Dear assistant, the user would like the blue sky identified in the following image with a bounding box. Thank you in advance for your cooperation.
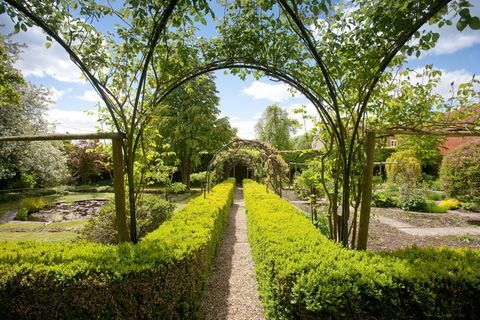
[0,3,479,139]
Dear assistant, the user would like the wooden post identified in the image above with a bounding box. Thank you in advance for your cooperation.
[357,131,375,250]
[112,138,129,242]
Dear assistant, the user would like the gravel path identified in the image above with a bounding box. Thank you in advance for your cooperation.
[200,188,264,320]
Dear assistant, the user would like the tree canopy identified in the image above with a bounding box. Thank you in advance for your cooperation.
[154,74,236,188]
[255,104,299,150]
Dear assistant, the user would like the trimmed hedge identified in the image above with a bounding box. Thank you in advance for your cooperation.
[243,179,480,320]
[278,149,321,164]
[0,179,235,319]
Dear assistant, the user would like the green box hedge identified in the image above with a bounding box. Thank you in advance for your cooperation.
[243,179,480,320]
[0,179,235,319]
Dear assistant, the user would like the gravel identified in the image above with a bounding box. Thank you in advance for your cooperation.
[200,188,265,320]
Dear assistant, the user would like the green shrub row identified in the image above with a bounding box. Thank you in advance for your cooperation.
[243,179,480,320]
[278,149,321,164]
[0,178,235,319]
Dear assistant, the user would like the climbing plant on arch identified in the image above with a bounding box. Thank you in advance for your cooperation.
[206,138,288,196]
[2,0,478,247]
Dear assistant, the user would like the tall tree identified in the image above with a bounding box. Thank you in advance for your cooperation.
[0,34,24,108]
[255,104,299,150]
[155,74,236,188]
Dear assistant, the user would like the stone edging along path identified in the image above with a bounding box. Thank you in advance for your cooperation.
[200,188,265,320]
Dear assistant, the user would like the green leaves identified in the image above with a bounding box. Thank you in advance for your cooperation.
[244,179,480,319]
[0,180,236,318]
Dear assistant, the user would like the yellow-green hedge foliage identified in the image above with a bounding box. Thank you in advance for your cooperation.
[0,179,235,319]
[243,179,480,319]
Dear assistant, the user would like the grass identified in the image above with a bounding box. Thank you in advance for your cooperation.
[0,231,79,242]
[0,192,114,218]
[0,220,87,232]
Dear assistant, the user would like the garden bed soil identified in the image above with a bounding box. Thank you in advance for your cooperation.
[367,217,480,251]
[373,207,480,228]
[283,189,480,251]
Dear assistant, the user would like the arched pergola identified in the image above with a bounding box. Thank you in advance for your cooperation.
[204,138,287,197]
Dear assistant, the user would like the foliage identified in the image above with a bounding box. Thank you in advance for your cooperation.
[440,140,480,204]
[397,135,444,173]
[386,150,422,184]
[0,34,24,108]
[210,140,288,195]
[19,197,47,213]
[189,171,206,186]
[278,149,321,164]
[166,182,187,195]
[154,74,236,188]
[425,200,448,213]
[462,202,480,212]
[399,194,427,212]
[293,160,323,199]
[0,179,235,319]
[243,179,480,319]
[14,208,28,221]
[255,104,299,150]
[83,195,175,244]
[65,140,112,184]
[291,133,313,150]
[0,82,69,188]
[371,191,397,208]
[438,198,461,211]
[426,190,445,201]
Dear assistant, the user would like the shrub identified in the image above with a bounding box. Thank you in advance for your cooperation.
[243,179,480,319]
[462,202,480,212]
[371,191,397,208]
[438,198,461,211]
[293,160,323,199]
[0,179,235,319]
[386,149,422,184]
[190,171,206,186]
[19,197,48,212]
[440,140,480,204]
[425,200,448,213]
[83,195,175,244]
[426,190,445,201]
[14,208,28,221]
[399,193,427,212]
[168,182,187,194]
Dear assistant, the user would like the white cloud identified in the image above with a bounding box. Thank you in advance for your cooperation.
[6,24,85,83]
[242,81,298,102]
[410,67,477,99]
[420,3,480,56]
[229,117,258,139]
[434,68,476,98]
[76,89,101,103]
[48,108,99,134]
[48,87,72,105]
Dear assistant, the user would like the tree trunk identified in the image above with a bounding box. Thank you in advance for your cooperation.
[180,158,191,190]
